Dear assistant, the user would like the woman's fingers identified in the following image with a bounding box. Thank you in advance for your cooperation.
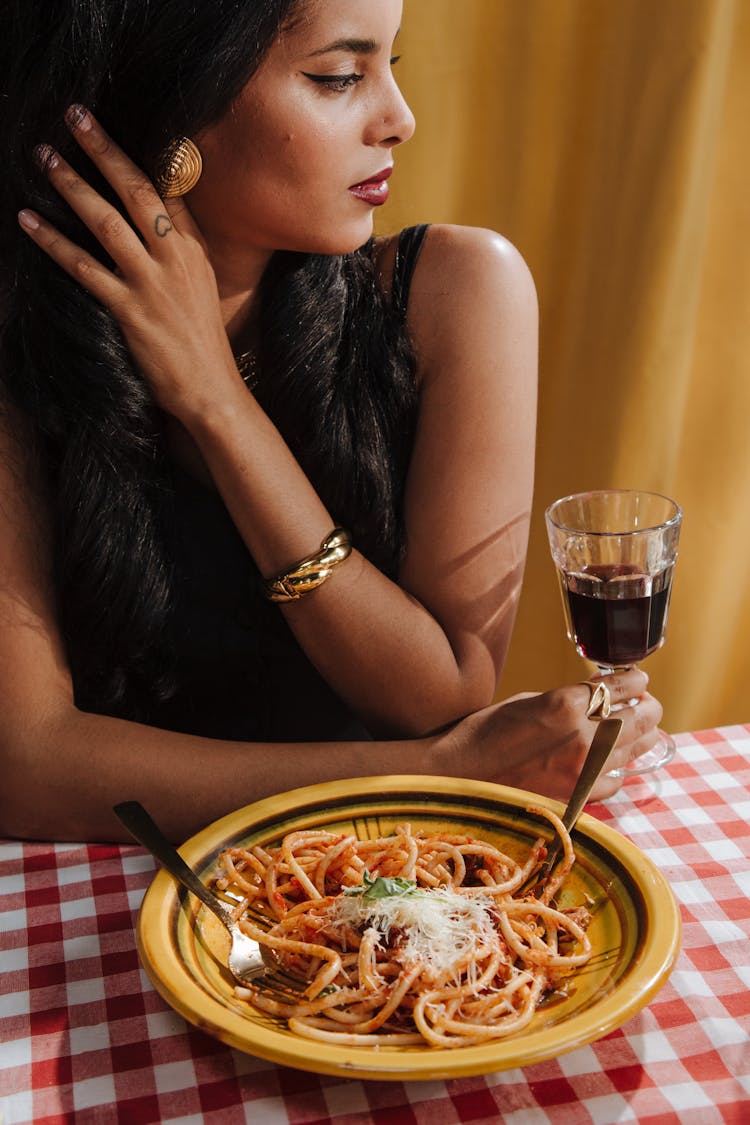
[27,105,206,290]
[585,667,649,708]
[65,106,201,242]
[17,208,127,307]
[619,692,663,764]
[470,678,666,803]
[546,668,649,730]
[599,691,662,776]
[484,675,666,802]
[34,144,148,273]
[588,770,622,802]
[33,106,198,274]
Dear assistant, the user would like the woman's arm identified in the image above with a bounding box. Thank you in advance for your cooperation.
[0,420,400,841]
[189,225,537,736]
[0,410,661,842]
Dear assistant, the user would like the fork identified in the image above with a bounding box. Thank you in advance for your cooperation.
[114,800,303,994]
[522,716,623,894]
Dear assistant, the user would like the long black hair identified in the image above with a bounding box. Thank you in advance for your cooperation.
[0,0,418,719]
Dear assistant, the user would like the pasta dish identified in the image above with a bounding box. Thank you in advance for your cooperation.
[212,808,592,1048]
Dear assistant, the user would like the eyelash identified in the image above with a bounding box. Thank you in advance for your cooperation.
[303,57,401,95]
[304,72,364,93]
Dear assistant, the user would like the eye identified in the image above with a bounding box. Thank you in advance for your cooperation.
[302,72,364,93]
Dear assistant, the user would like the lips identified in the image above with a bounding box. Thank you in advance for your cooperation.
[348,166,393,206]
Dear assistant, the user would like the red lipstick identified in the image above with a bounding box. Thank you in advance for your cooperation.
[348,166,392,206]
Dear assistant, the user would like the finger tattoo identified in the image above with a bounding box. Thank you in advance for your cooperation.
[154,214,173,238]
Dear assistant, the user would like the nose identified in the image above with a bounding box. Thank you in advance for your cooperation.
[371,74,416,148]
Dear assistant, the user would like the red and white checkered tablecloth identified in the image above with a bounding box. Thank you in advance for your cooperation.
[2,726,749,1125]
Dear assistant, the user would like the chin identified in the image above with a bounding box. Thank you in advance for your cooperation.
[336,233,374,253]
[300,216,375,256]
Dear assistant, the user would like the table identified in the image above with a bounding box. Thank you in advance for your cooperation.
[2,726,749,1125]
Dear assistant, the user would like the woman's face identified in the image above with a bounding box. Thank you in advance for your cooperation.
[189,0,414,263]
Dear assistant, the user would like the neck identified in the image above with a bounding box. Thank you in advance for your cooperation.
[222,290,259,348]
[209,236,274,347]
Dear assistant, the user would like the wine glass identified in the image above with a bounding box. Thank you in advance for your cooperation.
[545,489,682,776]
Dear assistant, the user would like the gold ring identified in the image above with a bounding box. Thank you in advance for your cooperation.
[583,680,611,720]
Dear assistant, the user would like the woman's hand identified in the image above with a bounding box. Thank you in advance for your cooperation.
[451,668,662,802]
[18,106,239,421]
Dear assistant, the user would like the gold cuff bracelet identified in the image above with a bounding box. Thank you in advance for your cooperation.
[262,528,352,603]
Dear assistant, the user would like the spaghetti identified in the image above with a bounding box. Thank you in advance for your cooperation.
[212,808,592,1048]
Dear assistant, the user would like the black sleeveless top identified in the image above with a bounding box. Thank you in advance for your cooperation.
[146,226,429,743]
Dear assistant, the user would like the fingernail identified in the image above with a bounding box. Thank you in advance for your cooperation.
[33,143,59,171]
[66,104,92,132]
[18,209,40,231]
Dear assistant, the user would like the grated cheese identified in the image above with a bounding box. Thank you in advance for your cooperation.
[325,887,501,985]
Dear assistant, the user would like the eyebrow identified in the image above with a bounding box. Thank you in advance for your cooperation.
[306,38,379,58]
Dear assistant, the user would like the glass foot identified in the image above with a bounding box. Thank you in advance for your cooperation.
[607,729,676,779]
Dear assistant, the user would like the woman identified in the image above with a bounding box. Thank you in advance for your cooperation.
[0,0,661,841]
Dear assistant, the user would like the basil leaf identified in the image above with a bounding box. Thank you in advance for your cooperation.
[363,875,418,899]
[342,869,419,899]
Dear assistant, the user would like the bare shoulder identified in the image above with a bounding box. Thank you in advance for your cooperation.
[376,223,534,294]
[386,225,537,391]
[418,223,534,289]
[413,224,534,330]
[375,226,536,372]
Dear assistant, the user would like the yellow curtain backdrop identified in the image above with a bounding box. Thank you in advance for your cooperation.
[378,0,750,733]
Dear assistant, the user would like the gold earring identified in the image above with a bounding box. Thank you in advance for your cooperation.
[156,137,202,197]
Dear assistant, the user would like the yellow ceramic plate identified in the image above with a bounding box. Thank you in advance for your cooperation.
[136,775,680,1081]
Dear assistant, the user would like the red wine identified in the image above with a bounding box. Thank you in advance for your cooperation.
[560,563,674,666]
